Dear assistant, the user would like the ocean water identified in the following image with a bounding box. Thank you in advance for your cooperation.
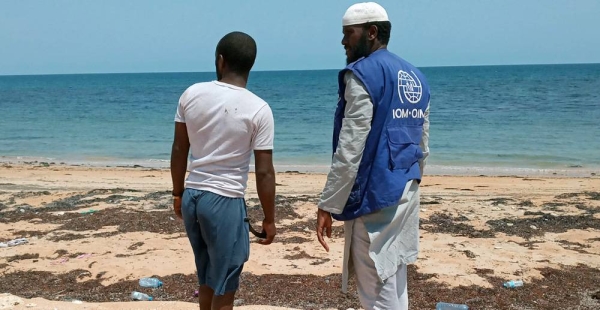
[1,64,599,175]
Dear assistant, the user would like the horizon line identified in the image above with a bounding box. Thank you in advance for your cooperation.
[1,61,599,77]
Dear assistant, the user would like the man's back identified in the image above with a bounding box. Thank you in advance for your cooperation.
[175,81,274,198]
[171,31,276,309]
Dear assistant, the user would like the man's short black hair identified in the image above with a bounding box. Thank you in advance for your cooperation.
[216,31,257,74]
[363,21,391,45]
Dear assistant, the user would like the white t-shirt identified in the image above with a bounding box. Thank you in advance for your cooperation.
[175,81,274,198]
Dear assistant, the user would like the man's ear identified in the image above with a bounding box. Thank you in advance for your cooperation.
[216,54,225,71]
[368,24,378,41]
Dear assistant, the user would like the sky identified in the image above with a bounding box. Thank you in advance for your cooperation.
[1,0,599,75]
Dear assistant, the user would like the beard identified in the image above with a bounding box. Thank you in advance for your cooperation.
[346,33,371,65]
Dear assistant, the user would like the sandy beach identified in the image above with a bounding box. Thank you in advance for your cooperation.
[0,162,599,310]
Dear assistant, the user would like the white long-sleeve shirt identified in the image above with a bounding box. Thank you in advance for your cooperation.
[318,71,430,292]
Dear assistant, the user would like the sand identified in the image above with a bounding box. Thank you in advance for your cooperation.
[0,162,599,309]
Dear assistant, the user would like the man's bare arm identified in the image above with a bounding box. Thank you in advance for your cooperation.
[254,149,276,244]
[170,122,190,197]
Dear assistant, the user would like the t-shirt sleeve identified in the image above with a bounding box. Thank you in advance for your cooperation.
[252,104,274,150]
[174,90,187,123]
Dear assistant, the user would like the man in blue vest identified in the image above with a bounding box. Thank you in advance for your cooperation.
[316,2,430,309]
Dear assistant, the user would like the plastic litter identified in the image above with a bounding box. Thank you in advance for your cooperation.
[76,254,92,259]
[131,291,152,301]
[503,280,524,288]
[2,238,29,247]
[51,258,69,265]
[139,277,163,288]
[436,302,469,310]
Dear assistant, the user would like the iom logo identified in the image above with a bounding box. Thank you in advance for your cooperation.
[398,70,422,104]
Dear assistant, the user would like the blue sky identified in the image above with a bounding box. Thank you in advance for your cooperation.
[1,0,599,75]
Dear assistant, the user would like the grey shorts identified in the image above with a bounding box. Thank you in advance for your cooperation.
[181,189,250,295]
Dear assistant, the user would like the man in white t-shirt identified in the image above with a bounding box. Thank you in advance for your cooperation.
[170,31,276,310]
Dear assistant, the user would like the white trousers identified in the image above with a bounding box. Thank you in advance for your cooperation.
[351,217,409,310]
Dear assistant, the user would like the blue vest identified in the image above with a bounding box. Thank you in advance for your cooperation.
[332,49,430,221]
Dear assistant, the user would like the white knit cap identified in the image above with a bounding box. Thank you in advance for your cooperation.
[342,2,389,26]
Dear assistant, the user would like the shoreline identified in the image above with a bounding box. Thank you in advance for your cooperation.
[1,157,598,178]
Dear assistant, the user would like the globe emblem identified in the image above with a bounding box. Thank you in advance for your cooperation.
[398,70,422,104]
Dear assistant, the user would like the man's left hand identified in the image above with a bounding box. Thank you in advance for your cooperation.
[173,197,182,220]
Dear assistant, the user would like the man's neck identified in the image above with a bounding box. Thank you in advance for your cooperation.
[370,43,387,54]
[219,74,248,88]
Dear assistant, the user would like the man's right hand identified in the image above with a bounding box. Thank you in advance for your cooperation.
[316,209,332,252]
[258,219,276,245]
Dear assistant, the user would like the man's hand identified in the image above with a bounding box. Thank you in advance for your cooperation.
[316,209,333,252]
[258,219,276,245]
[173,197,182,220]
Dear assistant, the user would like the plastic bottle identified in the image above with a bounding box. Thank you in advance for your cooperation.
[436,302,469,310]
[139,277,163,288]
[503,280,524,288]
[131,291,153,301]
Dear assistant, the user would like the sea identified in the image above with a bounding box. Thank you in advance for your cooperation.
[1,64,599,176]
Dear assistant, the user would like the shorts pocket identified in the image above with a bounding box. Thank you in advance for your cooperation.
[387,126,424,170]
